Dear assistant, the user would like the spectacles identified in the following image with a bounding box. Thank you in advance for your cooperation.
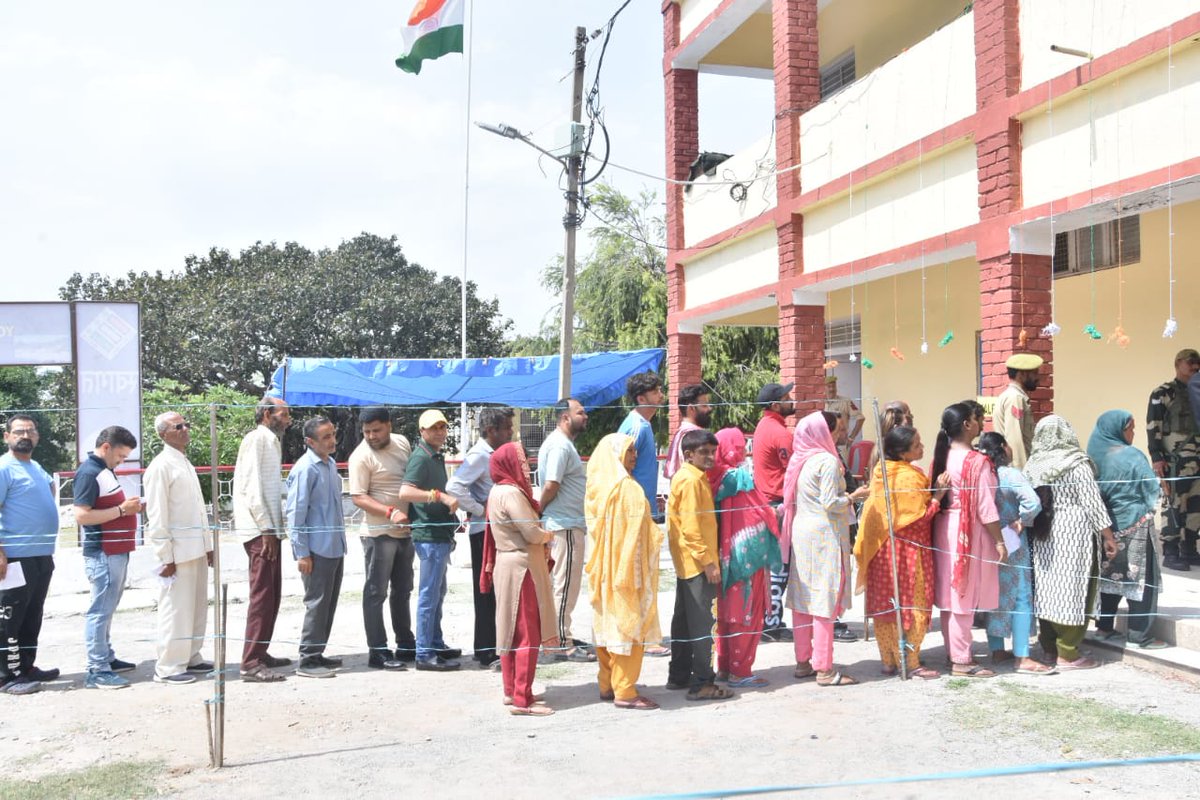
[172,422,192,431]
[8,429,36,436]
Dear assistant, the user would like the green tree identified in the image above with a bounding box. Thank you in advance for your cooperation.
[60,233,513,395]
[0,366,73,473]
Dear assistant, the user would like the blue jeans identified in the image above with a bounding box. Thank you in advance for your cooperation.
[84,552,129,673]
[413,541,452,661]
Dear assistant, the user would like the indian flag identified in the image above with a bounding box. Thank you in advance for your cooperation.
[395,0,465,74]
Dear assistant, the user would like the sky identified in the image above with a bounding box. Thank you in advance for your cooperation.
[0,1,774,339]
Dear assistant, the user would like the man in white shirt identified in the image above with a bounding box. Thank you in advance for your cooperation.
[445,406,514,668]
[144,411,213,685]
[233,397,292,682]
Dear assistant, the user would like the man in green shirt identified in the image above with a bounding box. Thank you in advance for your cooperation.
[399,410,462,671]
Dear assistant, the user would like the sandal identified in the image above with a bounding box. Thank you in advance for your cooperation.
[951,663,996,678]
[726,675,769,688]
[502,692,545,706]
[1092,629,1122,643]
[613,695,659,710]
[1056,656,1100,671]
[1015,660,1058,675]
[240,665,286,683]
[794,661,816,680]
[815,670,859,686]
[565,647,597,663]
[1134,639,1170,650]
[644,645,671,658]
[686,684,736,702]
[910,666,940,680]
[509,703,555,717]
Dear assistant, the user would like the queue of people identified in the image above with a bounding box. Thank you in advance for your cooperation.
[0,350,1188,709]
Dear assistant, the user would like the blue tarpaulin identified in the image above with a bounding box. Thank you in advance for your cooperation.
[267,348,664,409]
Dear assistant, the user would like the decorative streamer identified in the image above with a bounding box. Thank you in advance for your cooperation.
[1164,24,1179,338]
[1041,63,1061,338]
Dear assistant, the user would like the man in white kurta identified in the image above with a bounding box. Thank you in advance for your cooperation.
[144,411,213,684]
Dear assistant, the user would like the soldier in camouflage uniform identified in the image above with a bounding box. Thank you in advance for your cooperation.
[1147,348,1200,571]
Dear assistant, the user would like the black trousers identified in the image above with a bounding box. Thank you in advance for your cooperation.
[470,532,497,663]
[1098,551,1160,645]
[667,574,717,690]
[362,536,415,656]
[0,555,54,683]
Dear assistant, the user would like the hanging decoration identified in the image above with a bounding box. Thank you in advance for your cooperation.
[1164,25,1179,338]
[939,330,955,348]
[1042,70,1061,339]
[861,357,875,369]
[890,276,904,362]
[1083,323,1103,340]
[823,359,839,370]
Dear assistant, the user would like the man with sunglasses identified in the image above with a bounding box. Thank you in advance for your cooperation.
[144,412,213,685]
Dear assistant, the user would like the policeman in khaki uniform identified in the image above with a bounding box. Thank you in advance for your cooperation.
[1147,348,1200,571]
[992,353,1043,470]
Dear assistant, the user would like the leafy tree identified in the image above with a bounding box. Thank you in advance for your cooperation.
[60,233,512,395]
[0,367,74,473]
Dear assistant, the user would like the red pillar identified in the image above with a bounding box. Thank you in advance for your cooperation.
[664,0,703,437]
[973,0,1054,415]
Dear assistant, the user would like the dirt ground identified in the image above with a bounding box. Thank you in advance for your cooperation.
[4,537,1200,799]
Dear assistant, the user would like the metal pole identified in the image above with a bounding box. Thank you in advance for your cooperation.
[459,0,475,451]
[871,398,910,681]
[208,403,225,766]
[557,26,587,399]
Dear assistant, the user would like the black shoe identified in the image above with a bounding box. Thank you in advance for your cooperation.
[436,647,462,660]
[415,657,461,672]
[110,659,136,673]
[368,654,407,671]
[186,661,214,673]
[475,655,499,668]
[834,627,858,643]
[262,654,293,668]
[1186,548,1200,566]
[395,647,417,663]
[316,655,343,669]
[27,667,60,682]
[1164,552,1191,571]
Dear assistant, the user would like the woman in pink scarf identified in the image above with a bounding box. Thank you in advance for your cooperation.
[706,428,782,687]
[782,411,869,686]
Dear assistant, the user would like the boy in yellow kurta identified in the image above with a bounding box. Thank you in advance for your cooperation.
[666,429,735,701]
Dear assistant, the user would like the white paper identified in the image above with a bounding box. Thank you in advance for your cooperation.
[0,561,26,591]
[1001,525,1021,556]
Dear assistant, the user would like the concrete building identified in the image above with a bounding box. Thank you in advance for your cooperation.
[663,0,1200,447]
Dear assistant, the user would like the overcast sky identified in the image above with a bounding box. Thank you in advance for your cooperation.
[1,1,773,339]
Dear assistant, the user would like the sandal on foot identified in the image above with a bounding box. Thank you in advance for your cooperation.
[951,663,996,678]
[509,703,555,717]
[816,670,859,686]
[1056,656,1100,671]
[911,666,941,680]
[1092,629,1122,643]
[1015,660,1057,675]
[503,692,545,706]
[1135,639,1170,650]
[644,645,670,657]
[613,695,659,710]
[565,647,597,663]
[726,675,769,688]
[240,665,286,683]
[794,661,816,680]
[686,684,736,701]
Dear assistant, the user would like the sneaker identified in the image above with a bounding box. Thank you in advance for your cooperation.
[110,659,136,673]
[85,671,130,690]
[296,659,336,679]
[186,661,214,673]
[2,679,41,695]
[27,667,60,682]
[154,673,197,685]
[315,655,343,670]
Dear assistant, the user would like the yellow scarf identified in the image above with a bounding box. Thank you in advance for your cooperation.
[854,460,931,593]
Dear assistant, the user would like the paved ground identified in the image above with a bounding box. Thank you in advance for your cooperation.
[5,535,1200,799]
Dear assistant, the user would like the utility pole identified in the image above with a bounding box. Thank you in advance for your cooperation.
[558,26,587,399]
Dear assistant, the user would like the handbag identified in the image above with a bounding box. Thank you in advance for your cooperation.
[1029,484,1054,540]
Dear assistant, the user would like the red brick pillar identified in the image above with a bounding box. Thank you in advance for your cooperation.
[973,0,1054,415]
[664,1,702,437]
[779,303,825,416]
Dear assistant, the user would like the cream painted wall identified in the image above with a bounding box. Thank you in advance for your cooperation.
[802,143,978,274]
[1020,0,1197,90]
[1022,42,1200,209]
[679,0,724,43]
[684,132,777,246]
[703,12,773,70]
[682,226,778,308]
[817,0,966,74]
[825,258,982,452]
[801,11,975,188]
[1051,203,1199,455]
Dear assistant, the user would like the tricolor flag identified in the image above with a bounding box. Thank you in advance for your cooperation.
[395,0,465,74]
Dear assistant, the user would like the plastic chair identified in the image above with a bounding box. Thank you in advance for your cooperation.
[847,440,874,481]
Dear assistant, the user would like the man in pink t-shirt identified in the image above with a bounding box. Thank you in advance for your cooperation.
[663,384,713,480]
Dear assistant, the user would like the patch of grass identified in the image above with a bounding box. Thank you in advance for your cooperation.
[536,663,576,680]
[0,759,163,800]
[658,567,677,592]
[944,677,972,691]
[952,683,1200,758]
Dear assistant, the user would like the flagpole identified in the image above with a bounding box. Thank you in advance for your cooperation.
[459,0,474,452]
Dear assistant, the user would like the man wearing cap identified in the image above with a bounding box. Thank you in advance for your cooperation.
[752,382,795,642]
[1147,348,1200,570]
[823,376,864,459]
[993,353,1043,469]
[398,410,462,671]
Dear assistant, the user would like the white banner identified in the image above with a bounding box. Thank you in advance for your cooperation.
[0,303,72,365]
[75,303,142,463]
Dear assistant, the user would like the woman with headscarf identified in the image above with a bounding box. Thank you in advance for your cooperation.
[783,411,869,686]
[1087,411,1167,650]
[1025,415,1119,670]
[707,427,783,687]
[856,425,948,679]
[483,442,558,716]
[584,433,663,710]
[930,402,1007,678]
[975,432,1051,675]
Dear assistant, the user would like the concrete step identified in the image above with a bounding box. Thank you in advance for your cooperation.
[1104,566,1200,684]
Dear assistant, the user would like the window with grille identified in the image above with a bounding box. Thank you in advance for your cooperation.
[825,317,861,356]
[819,50,856,99]
[1053,215,1140,277]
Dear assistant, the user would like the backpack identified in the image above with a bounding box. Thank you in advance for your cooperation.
[1029,485,1054,540]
